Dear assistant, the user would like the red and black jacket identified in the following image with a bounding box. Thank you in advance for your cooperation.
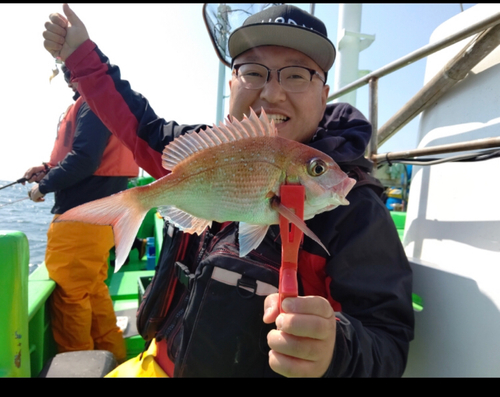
[66,40,414,377]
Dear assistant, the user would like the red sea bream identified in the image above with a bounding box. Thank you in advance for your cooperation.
[56,109,355,271]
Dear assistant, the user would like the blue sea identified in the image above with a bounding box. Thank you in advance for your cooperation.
[0,180,55,272]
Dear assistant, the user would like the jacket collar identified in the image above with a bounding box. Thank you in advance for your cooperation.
[308,103,373,172]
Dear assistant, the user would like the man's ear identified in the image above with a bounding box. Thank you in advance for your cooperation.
[322,84,330,111]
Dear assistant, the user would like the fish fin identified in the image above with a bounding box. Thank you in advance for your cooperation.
[238,222,270,257]
[161,108,276,171]
[55,189,149,272]
[244,108,277,137]
[158,205,212,235]
[271,200,330,256]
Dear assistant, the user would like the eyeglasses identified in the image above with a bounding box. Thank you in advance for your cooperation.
[233,63,326,93]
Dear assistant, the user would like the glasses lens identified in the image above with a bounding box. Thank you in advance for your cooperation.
[280,67,312,92]
[235,64,319,92]
[237,64,268,90]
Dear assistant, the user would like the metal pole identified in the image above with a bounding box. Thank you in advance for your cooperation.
[327,11,500,102]
[367,77,378,162]
[216,61,226,124]
[334,4,363,106]
[215,4,230,124]
[377,23,500,146]
[371,136,500,163]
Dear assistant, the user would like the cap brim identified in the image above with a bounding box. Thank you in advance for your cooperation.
[228,23,336,72]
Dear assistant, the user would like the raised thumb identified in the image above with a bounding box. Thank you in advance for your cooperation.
[63,3,84,28]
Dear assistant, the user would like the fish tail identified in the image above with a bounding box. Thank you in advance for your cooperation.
[55,188,150,272]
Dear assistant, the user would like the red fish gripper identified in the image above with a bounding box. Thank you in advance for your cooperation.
[278,184,305,313]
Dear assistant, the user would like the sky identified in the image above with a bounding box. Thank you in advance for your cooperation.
[0,3,478,183]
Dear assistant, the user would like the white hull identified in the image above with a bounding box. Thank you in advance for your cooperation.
[403,4,500,376]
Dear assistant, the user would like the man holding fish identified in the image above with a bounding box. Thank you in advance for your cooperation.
[42,4,414,377]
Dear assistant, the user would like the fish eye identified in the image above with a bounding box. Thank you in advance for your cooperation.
[307,158,327,177]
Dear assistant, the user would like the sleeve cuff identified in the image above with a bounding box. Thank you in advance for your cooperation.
[37,182,49,195]
[64,39,97,77]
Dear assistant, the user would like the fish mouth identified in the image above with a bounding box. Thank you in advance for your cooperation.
[341,177,356,194]
[324,204,340,211]
[330,177,356,205]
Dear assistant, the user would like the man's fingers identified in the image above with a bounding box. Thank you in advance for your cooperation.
[276,312,334,340]
[281,296,334,319]
[48,12,68,29]
[44,13,67,58]
[268,343,329,378]
[43,5,89,61]
[63,3,84,27]
[43,30,65,47]
[43,40,62,59]
[44,20,67,41]
[268,329,326,361]
[263,293,280,324]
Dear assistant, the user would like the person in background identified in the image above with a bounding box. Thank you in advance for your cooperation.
[24,64,139,362]
[42,4,414,377]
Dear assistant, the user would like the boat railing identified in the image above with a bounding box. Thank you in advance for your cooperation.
[327,10,500,165]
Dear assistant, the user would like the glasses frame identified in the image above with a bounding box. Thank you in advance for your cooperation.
[232,63,326,92]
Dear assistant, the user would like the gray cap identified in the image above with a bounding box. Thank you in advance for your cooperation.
[228,5,336,73]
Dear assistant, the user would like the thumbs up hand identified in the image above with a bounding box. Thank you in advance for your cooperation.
[43,3,89,61]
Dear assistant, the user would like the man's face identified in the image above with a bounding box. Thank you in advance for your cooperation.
[68,81,79,93]
[229,46,329,143]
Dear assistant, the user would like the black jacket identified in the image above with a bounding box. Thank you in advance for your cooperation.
[66,39,414,377]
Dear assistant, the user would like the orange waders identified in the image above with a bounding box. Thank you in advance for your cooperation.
[45,215,126,361]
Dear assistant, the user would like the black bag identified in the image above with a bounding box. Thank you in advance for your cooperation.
[136,223,203,342]
[137,221,282,377]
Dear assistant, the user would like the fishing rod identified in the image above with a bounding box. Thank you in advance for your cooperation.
[0,177,29,191]
[0,169,48,191]
[0,197,30,208]
[0,170,48,208]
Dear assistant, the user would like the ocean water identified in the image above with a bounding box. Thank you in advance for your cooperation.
[0,180,55,270]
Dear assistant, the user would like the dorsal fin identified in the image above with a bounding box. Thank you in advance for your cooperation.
[162,108,276,171]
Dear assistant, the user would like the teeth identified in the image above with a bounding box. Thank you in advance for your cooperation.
[267,114,288,124]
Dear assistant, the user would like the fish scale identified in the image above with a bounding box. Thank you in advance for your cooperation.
[160,157,284,224]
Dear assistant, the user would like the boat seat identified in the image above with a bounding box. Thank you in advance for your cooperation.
[38,350,117,378]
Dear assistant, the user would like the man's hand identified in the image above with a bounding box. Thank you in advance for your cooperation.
[43,3,89,61]
[28,185,45,203]
[263,293,336,377]
[22,165,46,184]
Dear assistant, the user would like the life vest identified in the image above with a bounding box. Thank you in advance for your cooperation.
[48,96,138,177]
